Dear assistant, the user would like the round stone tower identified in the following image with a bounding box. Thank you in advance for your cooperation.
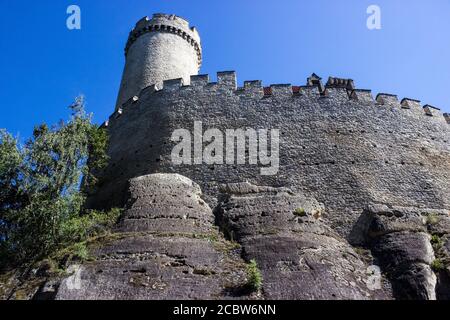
[115,13,202,111]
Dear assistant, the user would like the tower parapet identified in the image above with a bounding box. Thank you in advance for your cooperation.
[115,13,202,111]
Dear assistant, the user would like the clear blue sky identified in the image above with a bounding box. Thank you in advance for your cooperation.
[1,0,450,139]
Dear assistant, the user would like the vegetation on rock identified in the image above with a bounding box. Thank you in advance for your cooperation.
[246,259,263,292]
[293,208,307,217]
[431,259,445,272]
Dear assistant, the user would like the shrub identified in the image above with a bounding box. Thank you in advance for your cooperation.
[59,208,121,244]
[70,242,90,261]
[431,259,445,272]
[293,208,307,217]
[246,259,263,292]
[431,234,443,249]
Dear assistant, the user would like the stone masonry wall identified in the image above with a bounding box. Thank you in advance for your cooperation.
[89,72,450,240]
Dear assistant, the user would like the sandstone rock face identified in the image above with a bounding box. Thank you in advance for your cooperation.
[5,174,449,300]
[215,182,392,300]
[371,232,436,300]
[118,174,213,234]
[352,204,450,300]
[56,174,251,300]
[54,175,397,300]
[57,175,398,300]
[427,212,450,299]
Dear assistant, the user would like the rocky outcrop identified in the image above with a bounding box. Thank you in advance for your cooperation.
[427,211,450,299]
[57,175,397,300]
[351,204,450,300]
[56,174,252,300]
[3,174,448,300]
[215,182,392,300]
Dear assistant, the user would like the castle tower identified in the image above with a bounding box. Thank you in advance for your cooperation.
[115,13,202,110]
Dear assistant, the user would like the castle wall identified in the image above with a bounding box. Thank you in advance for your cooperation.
[91,72,450,239]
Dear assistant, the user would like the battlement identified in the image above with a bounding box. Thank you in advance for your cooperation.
[125,13,202,67]
[401,98,421,109]
[326,77,355,90]
[150,13,190,28]
[349,89,374,104]
[376,93,399,105]
[217,71,237,89]
[108,72,449,126]
[423,104,442,117]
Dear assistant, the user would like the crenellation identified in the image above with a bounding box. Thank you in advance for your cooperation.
[110,71,447,128]
[217,71,237,89]
[190,74,209,86]
[349,89,374,104]
[326,77,355,91]
[423,104,442,117]
[401,98,421,109]
[244,80,262,88]
[150,13,191,32]
[238,80,263,97]
[444,113,450,124]
[134,16,150,30]
[376,93,399,106]
[270,84,293,97]
[125,22,202,60]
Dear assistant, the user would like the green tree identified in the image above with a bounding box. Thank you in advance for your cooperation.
[0,96,110,267]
